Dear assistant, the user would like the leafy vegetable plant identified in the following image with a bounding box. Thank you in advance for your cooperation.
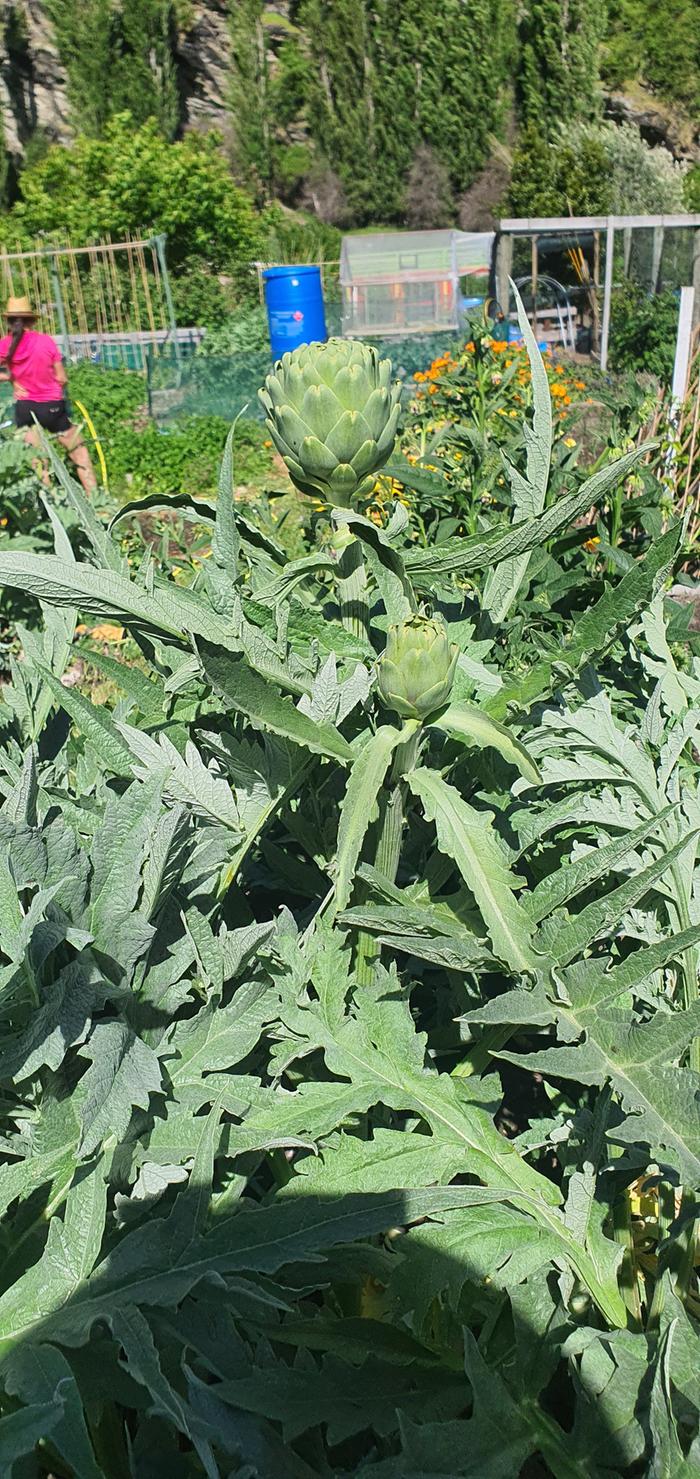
[0,289,697,1477]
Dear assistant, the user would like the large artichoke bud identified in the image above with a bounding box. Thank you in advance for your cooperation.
[377,612,459,721]
[258,338,401,505]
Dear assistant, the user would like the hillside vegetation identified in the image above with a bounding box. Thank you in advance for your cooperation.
[1,0,698,234]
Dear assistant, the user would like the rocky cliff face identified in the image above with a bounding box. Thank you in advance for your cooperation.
[1,2,697,183]
[0,1,72,159]
[0,0,239,167]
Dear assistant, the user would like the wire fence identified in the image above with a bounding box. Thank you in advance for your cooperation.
[145,321,464,426]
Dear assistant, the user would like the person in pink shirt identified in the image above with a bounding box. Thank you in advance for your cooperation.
[0,296,96,494]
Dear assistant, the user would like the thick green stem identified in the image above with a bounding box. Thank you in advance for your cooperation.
[355,723,422,986]
[337,534,369,642]
[611,1183,643,1329]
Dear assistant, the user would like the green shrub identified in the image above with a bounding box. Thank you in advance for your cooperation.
[609,281,679,381]
[6,114,261,272]
[68,362,146,426]
[509,120,686,218]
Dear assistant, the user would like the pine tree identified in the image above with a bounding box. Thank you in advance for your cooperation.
[229,0,274,202]
[47,0,181,139]
[518,0,606,129]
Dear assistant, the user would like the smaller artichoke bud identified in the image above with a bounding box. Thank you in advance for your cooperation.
[377,611,459,721]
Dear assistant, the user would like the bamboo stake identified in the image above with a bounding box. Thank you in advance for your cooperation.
[137,238,158,336]
[126,234,143,337]
[107,234,126,336]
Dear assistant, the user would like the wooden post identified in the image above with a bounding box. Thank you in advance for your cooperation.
[651,225,664,292]
[693,230,700,330]
[592,230,601,354]
[600,218,615,372]
[667,286,696,496]
[495,232,513,319]
[623,227,632,275]
[671,286,695,404]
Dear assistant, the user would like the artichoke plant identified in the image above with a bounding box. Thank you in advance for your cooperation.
[259,338,401,505]
[377,612,459,721]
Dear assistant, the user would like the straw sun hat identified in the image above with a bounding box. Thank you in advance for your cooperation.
[4,296,36,319]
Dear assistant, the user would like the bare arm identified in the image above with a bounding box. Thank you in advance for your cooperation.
[55,361,68,388]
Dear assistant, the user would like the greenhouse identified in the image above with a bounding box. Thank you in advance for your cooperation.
[340,229,494,337]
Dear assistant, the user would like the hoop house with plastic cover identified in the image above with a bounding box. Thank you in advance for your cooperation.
[340,229,494,338]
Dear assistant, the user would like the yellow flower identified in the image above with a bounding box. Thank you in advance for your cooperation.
[0,516,7,527]
[508,408,517,417]
[563,436,576,447]
[583,536,600,552]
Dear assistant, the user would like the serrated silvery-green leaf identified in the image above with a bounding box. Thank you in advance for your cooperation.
[482,282,552,622]
[488,523,682,721]
[36,662,134,776]
[647,1323,695,1479]
[254,550,336,605]
[108,490,216,531]
[40,428,123,575]
[3,1343,102,1479]
[430,700,541,783]
[212,416,242,581]
[114,1162,190,1228]
[71,643,166,720]
[474,976,700,1182]
[524,806,675,926]
[0,1186,547,1362]
[111,1306,197,1442]
[78,1021,163,1158]
[1,960,98,1082]
[336,661,372,722]
[334,723,408,911]
[199,643,354,765]
[141,805,191,919]
[88,778,163,944]
[297,652,340,724]
[0,551,235,644]
[407,767,539,972]
[116,724,240,831]
[389,1202,564,1319]
[404,443,655,581]
[0,1396,65,1470]
[205,1354,467,1448]
[164,983,276,1097]
[274,966,624,1320]
[536,828,698,966]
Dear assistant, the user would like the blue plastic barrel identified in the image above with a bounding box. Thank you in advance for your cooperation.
[263,265,327,360]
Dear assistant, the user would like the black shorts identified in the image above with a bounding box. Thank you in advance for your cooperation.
[15,399,72,434]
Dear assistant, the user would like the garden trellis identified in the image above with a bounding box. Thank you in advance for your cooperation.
[340,229,494,337]
[0,233,179,368]
[495,213,700,369]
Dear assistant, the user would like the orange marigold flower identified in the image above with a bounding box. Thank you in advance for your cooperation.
[574,380,586,390]
[550,383,567,397]
[583,536,600,552]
